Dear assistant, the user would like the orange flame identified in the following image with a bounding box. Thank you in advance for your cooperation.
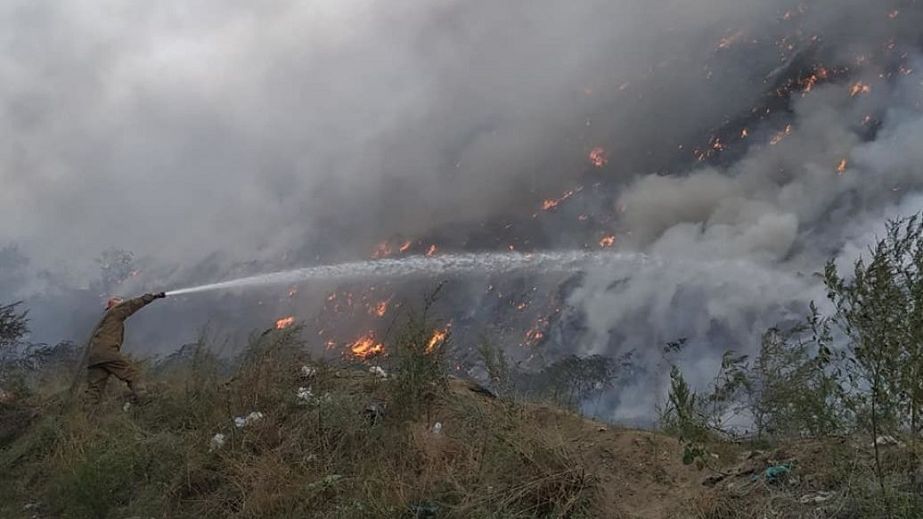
[426,329,448,353]
[399,240,413,253]
[426,244,439,257]
[525,328,544,346]
[275,316,295,330]
[588,147,608,167]
[769,124,793,145]
[542,198,561,211]
[372,300,389,317]
[849,81,871,97]
[350,333,385,359]
[524,317,550,347]
[541,189,577,212]
[599,234,616,248]
[371,241,393,259]
[836,158,848,174]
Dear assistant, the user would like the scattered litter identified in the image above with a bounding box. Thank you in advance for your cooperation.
[301,365,317,378]
[765,464,792,483]
[799,491,835,504]
[210,433,226,451]
[0,388,14,404]
[234,411,264,428]
[873,435,904,448]
[369,366,387,378]
[122,402,132,412]
[431,422,443,434]
[597,425,608,432]
[297,386,314,402]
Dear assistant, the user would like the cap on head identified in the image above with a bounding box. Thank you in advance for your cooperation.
[106,297,124,310]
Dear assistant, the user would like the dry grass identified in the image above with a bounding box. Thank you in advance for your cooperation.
[0,326,613,518]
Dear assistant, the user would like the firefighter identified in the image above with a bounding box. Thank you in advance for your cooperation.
[85,292,165,405]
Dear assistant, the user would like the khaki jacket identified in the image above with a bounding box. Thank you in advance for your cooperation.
[87,294,156,366]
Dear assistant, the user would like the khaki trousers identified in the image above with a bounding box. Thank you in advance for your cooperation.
[86,355,145,404]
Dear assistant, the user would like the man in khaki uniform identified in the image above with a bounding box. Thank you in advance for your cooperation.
[85,292,165,404]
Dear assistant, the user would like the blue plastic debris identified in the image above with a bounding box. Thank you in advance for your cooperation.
[765,464,792,483]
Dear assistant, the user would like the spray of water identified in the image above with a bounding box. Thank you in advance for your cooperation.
[165,250,647,296]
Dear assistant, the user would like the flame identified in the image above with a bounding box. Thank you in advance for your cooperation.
[541,189,577,212]
[372,300,389,317]
[542,198,561,211]
[275,316,295,330]
[599,234,616,248]
[525,327,544,346]
[740,128,749,139]
[836,158,848,174]
[426,244,439,256]
[588,147,608,167]
[769,124,793,145]
[350,333,385,359]
[849,81,871,97]
[371,241,393,259]
[426,329,448,353]
[399,240,413,253]
[799,67,828,94]
[888,9,899,19]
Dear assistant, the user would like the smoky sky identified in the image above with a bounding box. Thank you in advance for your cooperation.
[3,1,923,422]
[2,0,810,276]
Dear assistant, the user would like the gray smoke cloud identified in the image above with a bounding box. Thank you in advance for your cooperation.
[0,0,802,275]
[3,1,923,422]
[576,56,923,424]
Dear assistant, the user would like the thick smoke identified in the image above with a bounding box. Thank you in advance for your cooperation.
[0,0,812,273]
[574,44,923,423]
[3,1,923,422]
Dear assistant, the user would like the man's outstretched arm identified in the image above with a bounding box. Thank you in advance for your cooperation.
[112,292,166,320]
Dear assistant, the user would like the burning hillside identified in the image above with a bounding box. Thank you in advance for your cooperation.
[237,1,923,379]
[4,0,923,426]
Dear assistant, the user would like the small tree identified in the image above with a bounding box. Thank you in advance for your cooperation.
[0,301,28,349]
[748,320,841,439]
[389,289,450,421]
[824,226,907,494]
[478,340,513,398]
